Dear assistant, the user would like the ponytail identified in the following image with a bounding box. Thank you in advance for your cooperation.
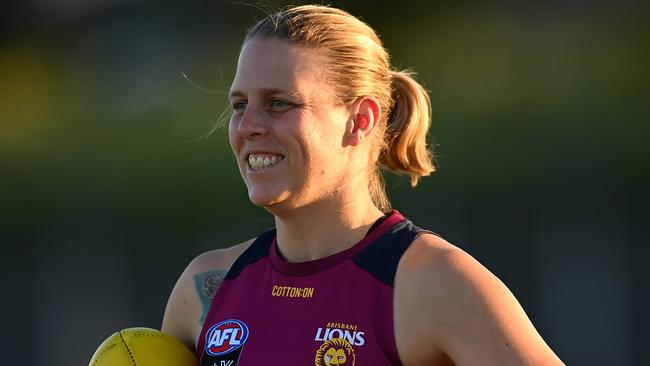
[381,70,435,186]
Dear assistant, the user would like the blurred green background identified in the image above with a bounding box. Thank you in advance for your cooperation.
[1,0,648,365]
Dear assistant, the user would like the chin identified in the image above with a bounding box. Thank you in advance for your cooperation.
[247,190,304,216]
[247,188,285,208]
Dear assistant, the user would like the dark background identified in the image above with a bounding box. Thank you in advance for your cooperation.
[1,1,648,365]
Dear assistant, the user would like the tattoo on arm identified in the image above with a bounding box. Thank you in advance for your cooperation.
[193,270,226,325]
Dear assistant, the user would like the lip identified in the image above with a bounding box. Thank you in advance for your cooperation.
[243,150,286,172]
[244,150,284,157]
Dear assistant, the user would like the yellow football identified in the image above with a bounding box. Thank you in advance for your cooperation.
[89,327,198,366]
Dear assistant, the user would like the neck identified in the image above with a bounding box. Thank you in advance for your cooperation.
[270,193,384,263]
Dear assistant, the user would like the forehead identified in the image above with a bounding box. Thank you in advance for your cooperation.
[230,39,331,97]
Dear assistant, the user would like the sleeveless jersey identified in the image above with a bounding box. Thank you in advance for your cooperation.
[197,210,426,366]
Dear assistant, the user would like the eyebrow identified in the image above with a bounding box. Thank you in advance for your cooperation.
[229,88,302,99]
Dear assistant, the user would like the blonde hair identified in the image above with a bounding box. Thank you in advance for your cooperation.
[245,5,435,211]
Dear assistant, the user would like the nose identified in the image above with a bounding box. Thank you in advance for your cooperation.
[237,105,267,139]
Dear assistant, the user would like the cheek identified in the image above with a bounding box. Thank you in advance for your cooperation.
[228,118,241,152]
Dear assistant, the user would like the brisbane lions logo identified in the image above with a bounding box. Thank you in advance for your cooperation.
[314,338,356,366]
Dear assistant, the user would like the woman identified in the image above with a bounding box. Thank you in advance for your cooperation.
[162,5,564,366]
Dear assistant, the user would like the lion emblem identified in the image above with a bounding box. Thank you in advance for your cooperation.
[315,338,356,366]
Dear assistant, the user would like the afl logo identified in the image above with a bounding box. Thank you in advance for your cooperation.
[205,319,249,356]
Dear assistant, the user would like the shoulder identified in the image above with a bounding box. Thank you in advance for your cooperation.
[180,239,255,293]
[161,239,255,350]
[394,233,564,366]
[188,240,255,273]
[396,233,494,301]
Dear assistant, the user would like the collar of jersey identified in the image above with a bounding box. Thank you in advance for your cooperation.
[268,209,405,276]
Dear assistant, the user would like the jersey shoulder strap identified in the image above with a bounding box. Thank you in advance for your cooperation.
[352,219,435,287]
[224,228,276,280]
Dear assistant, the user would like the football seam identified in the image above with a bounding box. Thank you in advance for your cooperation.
[126,332,184,345]
[90,340,115,366]
[119,331,138,366]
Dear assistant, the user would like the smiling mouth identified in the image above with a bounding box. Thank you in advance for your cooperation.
[247,153,285,170]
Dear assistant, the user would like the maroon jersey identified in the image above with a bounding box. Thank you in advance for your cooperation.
[197,210,427,366]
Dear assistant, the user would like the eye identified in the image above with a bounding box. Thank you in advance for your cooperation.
[231,100,247,113]
[268,98,293,111]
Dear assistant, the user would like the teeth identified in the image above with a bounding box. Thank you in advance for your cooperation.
[248,154,284,170]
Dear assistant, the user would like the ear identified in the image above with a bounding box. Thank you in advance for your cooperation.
[344,96,381,146]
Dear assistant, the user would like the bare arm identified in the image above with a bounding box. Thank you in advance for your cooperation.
[193,270,227,325]
[395,234,564,366]
[161,240,253,350]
